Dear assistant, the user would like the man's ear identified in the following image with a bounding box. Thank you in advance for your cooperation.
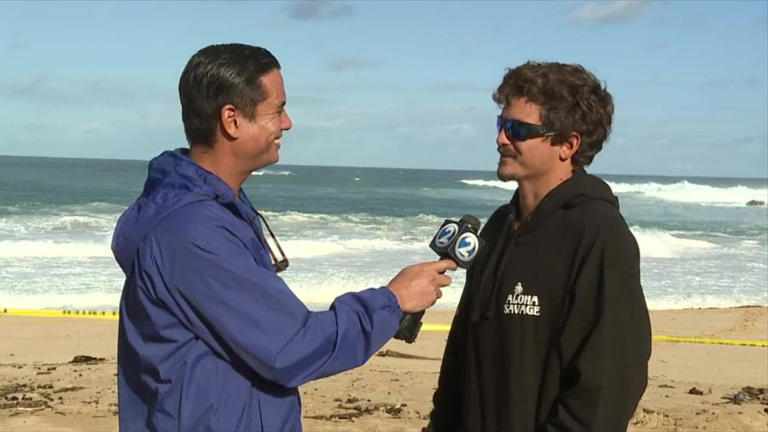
[219,104,240,140]
[559,132,581,162]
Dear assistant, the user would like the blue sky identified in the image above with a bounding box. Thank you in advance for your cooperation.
[1,1,766,177]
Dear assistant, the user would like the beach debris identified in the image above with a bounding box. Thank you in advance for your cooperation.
[722,386,768,405]
[376,349,441,361]
[53,386,86,394]
[69,355,105,364]
[384,403,406,417]
[0,384,53,411]
[0,384,29,399]
[304,401,411,421]
[658,384,675,389]
[1,399,49,410]
[688,387,704,395]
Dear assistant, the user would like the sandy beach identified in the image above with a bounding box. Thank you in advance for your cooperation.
[1,307,766,431]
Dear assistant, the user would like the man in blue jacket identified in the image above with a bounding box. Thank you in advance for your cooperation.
[112,43,456,431]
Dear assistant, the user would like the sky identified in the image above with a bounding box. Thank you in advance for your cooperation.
[0,1,766,178]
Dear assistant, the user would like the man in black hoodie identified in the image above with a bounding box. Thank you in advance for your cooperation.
[428,62,651,431]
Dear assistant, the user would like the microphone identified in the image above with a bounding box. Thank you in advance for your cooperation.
[393,215,484,343]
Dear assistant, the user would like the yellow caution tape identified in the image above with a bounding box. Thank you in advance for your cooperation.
[2,309,766,348]
[419,322,767,347]
[651,335,767,348]
[1,308,118,320]
[422,323,451,332]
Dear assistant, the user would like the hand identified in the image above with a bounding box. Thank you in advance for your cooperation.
[387,259,457,313]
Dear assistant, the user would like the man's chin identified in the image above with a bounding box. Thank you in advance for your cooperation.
[497,168,516,182]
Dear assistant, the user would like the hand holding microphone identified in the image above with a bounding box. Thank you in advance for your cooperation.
[387,259,457,312]
[391,215,484,343]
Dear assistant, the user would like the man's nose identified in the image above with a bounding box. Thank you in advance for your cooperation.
[281,110,292,131]
[496,128,510,147]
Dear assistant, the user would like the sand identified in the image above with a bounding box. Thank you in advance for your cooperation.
[1,307,766,431]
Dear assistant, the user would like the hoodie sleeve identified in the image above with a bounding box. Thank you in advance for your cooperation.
[139,210,402,389]
[539,220,651,431]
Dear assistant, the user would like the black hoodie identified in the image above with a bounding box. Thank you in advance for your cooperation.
[430,170,651,431]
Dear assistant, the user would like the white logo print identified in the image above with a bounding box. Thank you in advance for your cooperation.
[453,232,479,262]
[435,223,459,248]
[503,282,541,316]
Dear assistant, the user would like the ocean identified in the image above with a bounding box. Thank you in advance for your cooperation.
[1,155,766,311]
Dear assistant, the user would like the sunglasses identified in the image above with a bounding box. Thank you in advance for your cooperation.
[250,211,289,273]
[496,116,555,142]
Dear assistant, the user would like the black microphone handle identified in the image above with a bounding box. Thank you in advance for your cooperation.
[394,252,452,344]
[394,310,425,344]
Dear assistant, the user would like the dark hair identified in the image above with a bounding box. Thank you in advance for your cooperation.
[179,43,281,147]
[492,61,613,167]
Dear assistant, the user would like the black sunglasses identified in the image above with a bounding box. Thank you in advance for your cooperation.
[250,211,289,273]
[496,116,555,142]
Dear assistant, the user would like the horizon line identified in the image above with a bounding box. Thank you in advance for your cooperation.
[1,153,766,181]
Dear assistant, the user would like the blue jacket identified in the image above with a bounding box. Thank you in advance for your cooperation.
[112,149,402,431]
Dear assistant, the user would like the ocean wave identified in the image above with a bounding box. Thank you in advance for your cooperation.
[630,227,716,258]
[0,201,126,217]
[645,294,768,310]
[0,214,117,237]
[283,270,467,309]
[0,240,112,258]
[0,292,120,310]
[251,169,293,176]
[460,179,517,191]
[263,210,446,226]
[608,181,768,207]
[460,178,767,207]
[281,238,424,259]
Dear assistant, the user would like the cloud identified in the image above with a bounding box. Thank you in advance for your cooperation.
[699,77,765,90]
[7,31,26,51]
[327,57,378,71]
[423,83,491,93]
[3,74,48,96]
[460,38,478,54]
[281,1,355,21]
[0,75,174,107]
[636,40,667,53]
[569,0,648,23]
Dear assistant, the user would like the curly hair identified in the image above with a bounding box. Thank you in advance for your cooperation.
[492,61,614,167]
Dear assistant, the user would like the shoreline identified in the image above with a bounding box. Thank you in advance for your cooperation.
[1,307,766,431]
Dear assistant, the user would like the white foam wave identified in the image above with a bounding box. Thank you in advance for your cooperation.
[251,169,293,176]
[461,178,767,207]
[0,240,112,257]
[284,270,467,309]
[460,179,518,191]
[646,294,768,310]
[264,210,445,226]
[281,238,424,259]
[630,227,716,258]
[608,181,768,207]
[0,214,118,237]
[0,292,120,310]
